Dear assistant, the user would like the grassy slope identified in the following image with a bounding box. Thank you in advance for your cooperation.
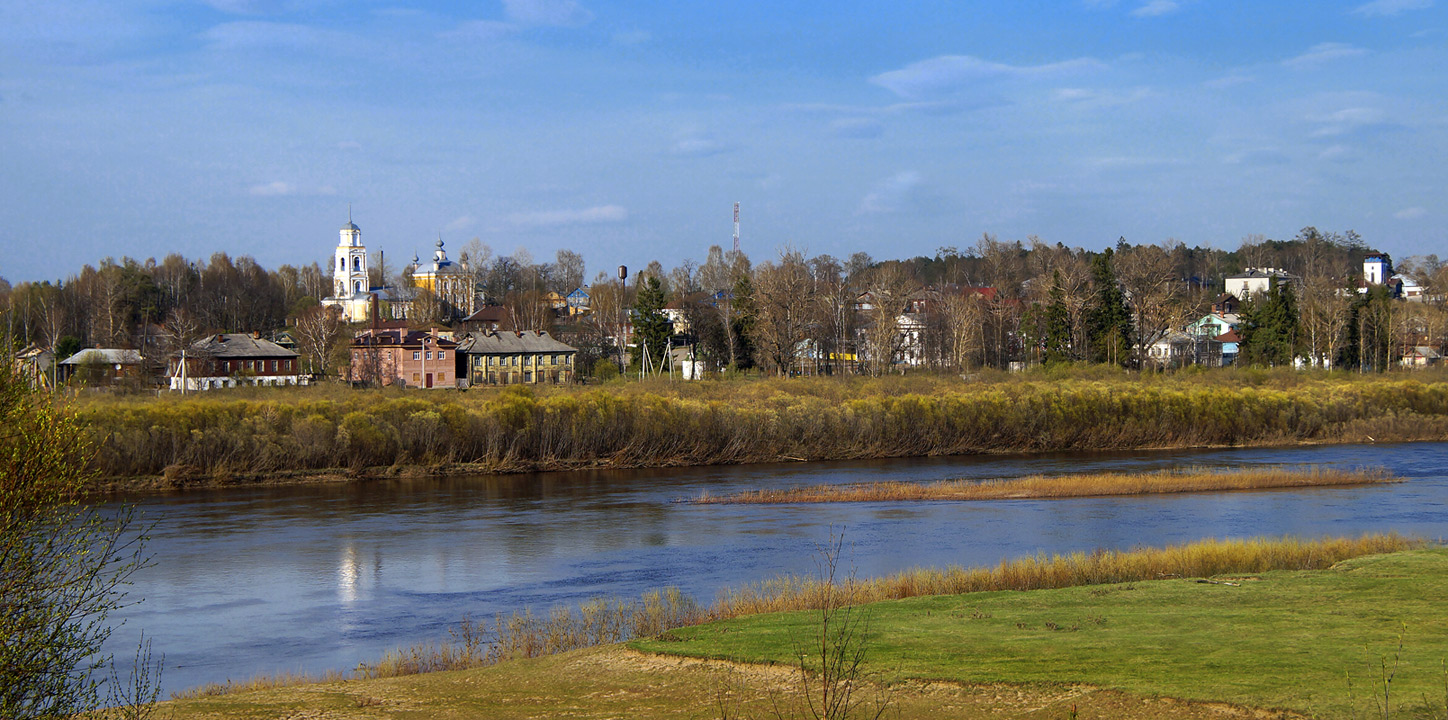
[161,644,1283,720]
[164,549,1447,719]
[636,549,1448,718]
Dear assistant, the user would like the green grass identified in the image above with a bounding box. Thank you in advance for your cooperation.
[636,548,1448,718]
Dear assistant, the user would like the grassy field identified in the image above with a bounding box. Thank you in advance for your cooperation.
[637,548,1448,719]
[157,547,1448,719]
[692,466,1398,504]
[64,367,1448,490]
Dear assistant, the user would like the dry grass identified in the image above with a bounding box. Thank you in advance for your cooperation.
[72,371,1448,488]
[692,466,1399,504]
[168,668,349,699]
[711,533,1421,618]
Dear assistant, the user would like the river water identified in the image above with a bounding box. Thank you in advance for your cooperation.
[108,442,1448,694]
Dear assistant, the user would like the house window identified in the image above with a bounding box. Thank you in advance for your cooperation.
[413,351,420,360]
[412,373,420,382]
[270,360,277,372]
[426,351,432,360]
[438,351,445,360]
[438,372,446,381]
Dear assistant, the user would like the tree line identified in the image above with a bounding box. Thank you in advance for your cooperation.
[2,227,1446,380]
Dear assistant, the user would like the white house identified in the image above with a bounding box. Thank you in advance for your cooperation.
[1224,268,1293,298]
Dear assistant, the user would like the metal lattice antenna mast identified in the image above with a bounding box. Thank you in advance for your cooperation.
[732,202,740,253]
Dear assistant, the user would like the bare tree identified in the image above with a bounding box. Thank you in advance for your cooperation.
[553,249,585,294]
[859,264,917,375]
[751,250,813,376]
[1117,242,1186,366]
[294,305,343,376]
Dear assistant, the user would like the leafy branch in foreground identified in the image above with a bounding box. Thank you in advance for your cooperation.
[0,365,152,719]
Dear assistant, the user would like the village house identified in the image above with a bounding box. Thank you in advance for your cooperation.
[14,345,57,389]
[1401,346,1442,368]
[460,305,513,332]
[169,333,303,391]
[456,330,577,386]
[349,327,459,389]
[565,286,591,316]
[59,348,147,385]
[1224,268,1295,298]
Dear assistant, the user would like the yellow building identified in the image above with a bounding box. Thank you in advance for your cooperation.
[411,238,474,316]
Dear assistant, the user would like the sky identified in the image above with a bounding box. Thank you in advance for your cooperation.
[1,0,1444,283]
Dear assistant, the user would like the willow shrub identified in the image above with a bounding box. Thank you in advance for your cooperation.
[75,375,1448,482]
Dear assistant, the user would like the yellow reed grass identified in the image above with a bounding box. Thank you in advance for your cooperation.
[710,533,1421,618]
[693,466,1398,504]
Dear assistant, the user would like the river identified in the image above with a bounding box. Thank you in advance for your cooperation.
[108,441,1448,694]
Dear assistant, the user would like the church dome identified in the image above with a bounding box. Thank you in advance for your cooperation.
[342,220,360,232]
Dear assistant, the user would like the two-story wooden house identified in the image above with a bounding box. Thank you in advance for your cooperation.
[169,333,303,391]
[456,330,577,386]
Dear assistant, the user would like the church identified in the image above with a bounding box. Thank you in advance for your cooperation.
[320,214,374,322]
[320,213,476,323]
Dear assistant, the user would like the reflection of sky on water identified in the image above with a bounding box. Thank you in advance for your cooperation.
[110,442,1448,694]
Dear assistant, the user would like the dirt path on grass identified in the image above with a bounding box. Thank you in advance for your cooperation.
[162,645,1311,720]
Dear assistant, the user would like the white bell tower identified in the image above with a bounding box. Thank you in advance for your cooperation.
[333,207,368,298]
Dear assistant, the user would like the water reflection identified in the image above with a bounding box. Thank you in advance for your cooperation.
[111,442,1448,694]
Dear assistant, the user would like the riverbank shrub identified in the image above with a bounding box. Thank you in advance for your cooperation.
[72,370,1448,486]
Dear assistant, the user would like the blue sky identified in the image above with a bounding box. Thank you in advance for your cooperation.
[1,0,1443,283]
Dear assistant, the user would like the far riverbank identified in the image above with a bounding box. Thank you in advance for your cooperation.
[78,368,1448,493]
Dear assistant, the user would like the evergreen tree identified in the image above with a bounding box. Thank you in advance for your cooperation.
[1085,249,1133,366]
[730,273,757,370]
[1044,270,1072,364]
[1238,281,1302,366]
[631,275,670,373]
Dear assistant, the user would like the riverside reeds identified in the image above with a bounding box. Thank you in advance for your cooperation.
[692,466,1399,504]
[173,533,1424,697]
[71,371,1448,487]
[710,533,1422,618]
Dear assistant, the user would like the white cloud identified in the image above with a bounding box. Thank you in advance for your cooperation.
[1354,0,1433,16]
[247,181,335,196]
[444,215,475,232]
[1052,86,1152,106]
[441,20,517,41]
[1395,206,1427,219]
[1204,73,1255,89]
[1308,106,1388,136]
[502,0,593,27]
[202,21,343,50]
[1131,0,1180,17]
[612,29,651,45]
[506,205,627,228]
[870,55,1105,99]
[1283,42,1368,68]
[669,128,729,157]
[858,171,923,215]
[248,181,293,196]
[830,117,884,138]
[1223,148,1290,166]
